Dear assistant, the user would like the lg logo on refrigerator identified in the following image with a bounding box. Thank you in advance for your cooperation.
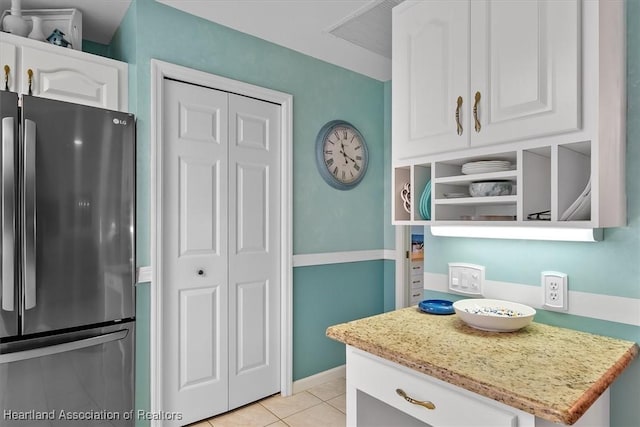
[113,118,127,125]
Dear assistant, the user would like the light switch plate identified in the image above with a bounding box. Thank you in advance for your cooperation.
[448,263,484,296]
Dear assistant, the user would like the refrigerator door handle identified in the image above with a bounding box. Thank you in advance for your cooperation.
[23,119,36,310]
[1,117,15,312]
[0,329,128,364]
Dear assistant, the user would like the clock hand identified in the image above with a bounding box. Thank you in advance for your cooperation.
[340,150,357,163]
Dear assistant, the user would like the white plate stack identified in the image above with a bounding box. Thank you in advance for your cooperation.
[461,160,512,175]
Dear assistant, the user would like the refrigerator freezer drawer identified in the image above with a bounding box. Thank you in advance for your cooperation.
[0,322,134,427]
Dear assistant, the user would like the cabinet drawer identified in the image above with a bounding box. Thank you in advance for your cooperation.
[348,347,524,427]
[409,276,423,291]
[410,262,423,275]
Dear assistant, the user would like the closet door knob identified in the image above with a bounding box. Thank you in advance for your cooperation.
[197,269,205,276]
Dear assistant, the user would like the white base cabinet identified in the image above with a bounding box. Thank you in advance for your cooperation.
[0,32,127,111]
[346,346,609,427]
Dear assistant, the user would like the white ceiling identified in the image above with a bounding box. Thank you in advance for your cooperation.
[1,0,393,81]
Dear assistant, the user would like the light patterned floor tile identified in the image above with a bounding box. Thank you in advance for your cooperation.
[266,421,288,427]
[282,402,345,427]
[306,377,346,401]
[187,421,212,427]
[326,393,346,413]
[259,391,322,419]
[209,403,279,427]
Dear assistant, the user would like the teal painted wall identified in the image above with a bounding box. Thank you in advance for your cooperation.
[293,261,384,379]
[82,40,110,57]
[108,1,390,424]
[421,3,640,425]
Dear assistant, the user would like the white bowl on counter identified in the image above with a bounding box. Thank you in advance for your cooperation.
[453,298,536,332]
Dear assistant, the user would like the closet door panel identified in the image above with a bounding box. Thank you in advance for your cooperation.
[228,94,281,410]
[162,79,229,426]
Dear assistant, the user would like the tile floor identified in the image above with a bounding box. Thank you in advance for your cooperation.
[189,377,346,427]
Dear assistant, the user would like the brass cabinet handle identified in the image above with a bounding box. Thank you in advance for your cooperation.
[3,65,9,91]
[27,68,33,95]
[396,388,436,410]
[473,91,481,132]
[455,96,463,136]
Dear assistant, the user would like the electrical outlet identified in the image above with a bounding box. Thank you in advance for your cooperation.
[541,271,568,311]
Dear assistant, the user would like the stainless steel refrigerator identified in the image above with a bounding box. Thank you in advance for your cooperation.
[0,92,135,427]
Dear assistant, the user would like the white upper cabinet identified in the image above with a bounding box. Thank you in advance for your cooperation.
[392,1,469,159]
[470,0,580,148]
[0,32,128,112]
[391,0,627,232]
[393,0,580,160]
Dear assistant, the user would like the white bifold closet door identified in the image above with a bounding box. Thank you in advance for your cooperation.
[162,78,281,426]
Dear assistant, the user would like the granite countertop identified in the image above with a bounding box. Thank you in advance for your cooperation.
[326,307,639,425]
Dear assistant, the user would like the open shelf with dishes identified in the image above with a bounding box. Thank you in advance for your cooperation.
[431,152,518,222]
[391,140,610,228]
[392,164,432,223]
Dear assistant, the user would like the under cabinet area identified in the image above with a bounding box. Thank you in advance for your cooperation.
[393,142,598,226]
[391,0,626,231]
[0,32,128,111]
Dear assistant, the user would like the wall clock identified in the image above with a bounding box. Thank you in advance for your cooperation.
[315,120,369,190]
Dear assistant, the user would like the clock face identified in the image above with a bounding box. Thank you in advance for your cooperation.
[316,121,368,190]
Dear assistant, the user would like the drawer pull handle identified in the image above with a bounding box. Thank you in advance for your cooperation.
[473,91,481,132]
[396,388,436,410]
[455,96,463,136]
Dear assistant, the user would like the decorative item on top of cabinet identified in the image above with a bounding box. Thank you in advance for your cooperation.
[27,16,45,41]
[392,0,580,160]
[0,8,82,50]
[391,0,626,234]
[1,0,29,37]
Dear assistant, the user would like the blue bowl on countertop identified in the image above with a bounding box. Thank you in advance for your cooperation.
[418,299,455,315]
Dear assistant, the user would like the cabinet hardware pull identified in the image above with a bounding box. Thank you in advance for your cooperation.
[455,96,463,135]
[3,65,9,91]
[27,69,33,95]
[473,91,481,132]
[396,388,436,410]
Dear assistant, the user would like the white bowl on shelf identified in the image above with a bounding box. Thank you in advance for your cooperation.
[453,299,536,332]
[469,181,512,197]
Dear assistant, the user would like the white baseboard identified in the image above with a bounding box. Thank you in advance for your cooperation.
[291,365,346,394]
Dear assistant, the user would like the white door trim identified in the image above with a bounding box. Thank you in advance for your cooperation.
[149,59,293,424]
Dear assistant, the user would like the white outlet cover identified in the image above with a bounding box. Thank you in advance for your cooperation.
[541,271,568,311]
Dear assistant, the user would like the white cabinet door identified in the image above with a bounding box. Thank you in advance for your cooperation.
[0,42,18,92]
[470,0,580,147]
[392,1,470,160]
[21,45,122,110]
